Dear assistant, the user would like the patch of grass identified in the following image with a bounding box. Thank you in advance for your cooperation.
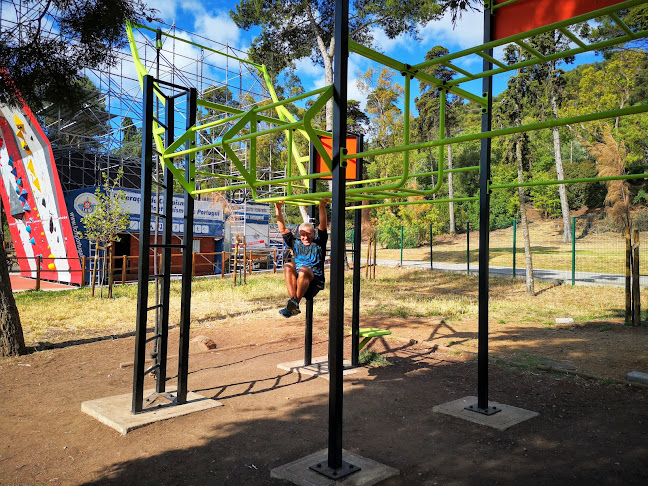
[359,350,391,367]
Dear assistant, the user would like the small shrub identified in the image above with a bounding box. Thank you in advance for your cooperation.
[359,350,391,367]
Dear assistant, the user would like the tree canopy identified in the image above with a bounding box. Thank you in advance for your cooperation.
[0,0,157,112]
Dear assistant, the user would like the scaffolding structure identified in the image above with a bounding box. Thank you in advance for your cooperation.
[0,8,285,199]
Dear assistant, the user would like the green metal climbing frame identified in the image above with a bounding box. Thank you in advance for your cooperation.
[126,0,648,210]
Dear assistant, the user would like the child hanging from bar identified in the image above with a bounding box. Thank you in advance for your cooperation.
[274,198,329,317]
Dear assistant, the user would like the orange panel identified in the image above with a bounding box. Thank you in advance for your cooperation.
[493,0,625,40]
[314,135,358,180]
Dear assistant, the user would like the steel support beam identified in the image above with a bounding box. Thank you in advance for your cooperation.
[176,87,197,405]
[132,75,154,413]
[467,1,500,417]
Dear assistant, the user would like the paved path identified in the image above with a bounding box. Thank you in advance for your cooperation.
[10,273,76,292]
[374,259,648,287]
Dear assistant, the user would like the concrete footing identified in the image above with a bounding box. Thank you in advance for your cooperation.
[81,387,222,435]
[277,356,362,380]
[433,396,538,431]
[271,449,399,486]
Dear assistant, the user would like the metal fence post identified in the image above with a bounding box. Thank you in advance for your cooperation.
[430,223,433,270]
[512,219,517,278]
[400,225,404,266]
[571,216,576,285]
[466,222,470,275]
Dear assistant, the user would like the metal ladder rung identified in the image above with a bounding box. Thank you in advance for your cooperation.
[144,363,160,375]
[152,117,168,129]
[152,180,167,189]
[152,212,167,218]
[147,303,163,311]
[145,333,163,343]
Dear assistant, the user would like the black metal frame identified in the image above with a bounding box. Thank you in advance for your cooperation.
[351,136,363,366]
[467,2,500,416]
[304,142,316,366]
[132,76,196,413]
[309,0,360,479]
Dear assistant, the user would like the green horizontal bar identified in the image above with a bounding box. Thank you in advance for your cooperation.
[350,40,485,106]
[130,22,262,68]
[441,60,474,79]
[610,12,636,38]
[491,0,520,10]
[253,85,330,113]
[344,164,478,187]
[490,173,648,190]
[346,104,648,161]
[515,40,546,61]
[476,51,507,69]
[413,0,647,72]
[171,119,304,158]
[349,196,478,211]
[558,27,587,49]
[449,29,648,88]
[192,170,333,195]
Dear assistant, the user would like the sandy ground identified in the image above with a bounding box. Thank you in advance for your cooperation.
[1,311,647,486]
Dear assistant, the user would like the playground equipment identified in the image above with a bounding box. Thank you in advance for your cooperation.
[127,0,648,480]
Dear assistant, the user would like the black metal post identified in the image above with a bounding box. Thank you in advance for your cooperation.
[305,139,316,366]
[351,135,363,366]
[430,224,433,270]
[466,3,500,416]
[157,96,174,393]
[176,87,197,405]
[132,75,154,413]
[310,0,359,479]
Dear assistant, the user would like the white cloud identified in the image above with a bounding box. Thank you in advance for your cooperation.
[193,13,241,48]
[419,9,484,51]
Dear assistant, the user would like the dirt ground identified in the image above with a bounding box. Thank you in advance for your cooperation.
[1,311,647,486]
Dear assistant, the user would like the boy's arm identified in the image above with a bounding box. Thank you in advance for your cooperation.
[318,198,329,231]
[275,201,291,235]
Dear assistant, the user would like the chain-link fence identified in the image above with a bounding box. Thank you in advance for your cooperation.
[366,213,648,285]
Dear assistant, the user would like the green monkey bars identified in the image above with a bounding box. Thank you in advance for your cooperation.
[127,0,648,209]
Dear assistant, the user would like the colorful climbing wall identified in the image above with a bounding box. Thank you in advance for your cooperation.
[0,103,82,284]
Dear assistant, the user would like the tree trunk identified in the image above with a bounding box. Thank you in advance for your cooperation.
[551,94,571,242]
[516,139,535,295]
[0,230,25,356]
[448,143,455,235]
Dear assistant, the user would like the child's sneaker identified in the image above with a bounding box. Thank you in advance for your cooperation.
[279,307,292,318]
[286,298,301,315]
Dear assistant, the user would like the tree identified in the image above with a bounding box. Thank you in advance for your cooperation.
[527,31,575,242]
[230,0,477,130]
[0,0,157,112]
[0,0,154,356]
[79,170,130,298]
[498,44,535,295]
[414,46,462,232]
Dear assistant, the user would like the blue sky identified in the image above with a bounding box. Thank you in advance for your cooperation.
[140,1,604,110]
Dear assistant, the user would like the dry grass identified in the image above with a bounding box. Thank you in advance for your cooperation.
[375,219,648,274]
[15,265,643,348]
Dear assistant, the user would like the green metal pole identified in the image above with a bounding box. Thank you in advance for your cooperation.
[572,216,576,285]
[430,224,433,270]
[400,225,404,267]
[466,222,470,275]
[512,219,517,278]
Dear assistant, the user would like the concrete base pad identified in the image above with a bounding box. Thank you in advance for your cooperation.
[271,449,399,486]
[277,356,361,380]
[81,387,222,435]
[433,396,538,431]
